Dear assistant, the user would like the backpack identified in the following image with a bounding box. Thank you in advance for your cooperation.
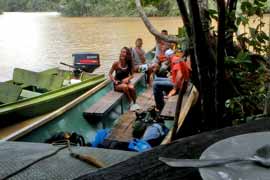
[132,108,155,138]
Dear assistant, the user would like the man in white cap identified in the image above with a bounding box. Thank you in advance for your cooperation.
[152,48,176,111]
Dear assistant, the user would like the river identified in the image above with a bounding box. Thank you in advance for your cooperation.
[0,12,182,82]
[0,12,269,82]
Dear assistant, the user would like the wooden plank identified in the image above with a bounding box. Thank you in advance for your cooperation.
[160,95,179,119]
[83,73,145,119]
[20,89,42,98]
[161,85,199,144]
[107,87,155,142]
[107,111,136,142]
[90,91,123,115]
[0,83,22,104]
[160,83,193,119]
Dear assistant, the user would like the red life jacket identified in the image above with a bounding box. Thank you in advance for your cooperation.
[170,54,191,87]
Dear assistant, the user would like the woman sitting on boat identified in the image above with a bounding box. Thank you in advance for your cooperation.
[109,47,140,110]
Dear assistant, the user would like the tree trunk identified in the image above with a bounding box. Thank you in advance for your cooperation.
[176,0,192,38]
[215,0,226,127]
[264,82,270,115]
[225,0,238,56]
[188,0,217,130]
[135,0,179,43]
[197,0,209,32]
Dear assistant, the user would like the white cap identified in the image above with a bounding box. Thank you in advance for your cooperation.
[165,49,174,58]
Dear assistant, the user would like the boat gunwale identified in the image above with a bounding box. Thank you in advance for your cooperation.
[2,79,111,141]
[0,74,106,114]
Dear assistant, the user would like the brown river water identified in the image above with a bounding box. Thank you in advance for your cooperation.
[0,13,269,82]
[0,12,182,82]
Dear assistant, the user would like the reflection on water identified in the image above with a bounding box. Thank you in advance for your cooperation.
[0,12,269,82]
[0,12,182,82]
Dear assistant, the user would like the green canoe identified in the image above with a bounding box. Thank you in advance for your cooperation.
[0,67,105,126]
[1,50,154,141]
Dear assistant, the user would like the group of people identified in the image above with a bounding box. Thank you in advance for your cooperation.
[109,29,191,112]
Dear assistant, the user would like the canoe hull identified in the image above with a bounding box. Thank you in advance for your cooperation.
[0,73,105,126]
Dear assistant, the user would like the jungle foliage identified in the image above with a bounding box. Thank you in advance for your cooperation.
[0,0,179,16]
[0,0,269,16]
[221,0,270,123]
[0,0,61,12]
[58,0,179,16]
[173,0,270,131]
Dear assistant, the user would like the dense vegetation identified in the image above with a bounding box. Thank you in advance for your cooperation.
[0,0,179,16]
[0,0,61,12]
[163,0,270,133]
[0,0,269,16]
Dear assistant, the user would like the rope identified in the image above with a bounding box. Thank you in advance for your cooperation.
[2,145,67,180]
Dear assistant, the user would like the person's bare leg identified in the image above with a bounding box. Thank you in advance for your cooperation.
[146,67,153,85]
[115,84,133,103]
[128,84,136,103]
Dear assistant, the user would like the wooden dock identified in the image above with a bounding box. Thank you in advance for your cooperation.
[106,87,155,142]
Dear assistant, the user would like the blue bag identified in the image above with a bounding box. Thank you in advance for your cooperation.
[128,139,152,152]
[91,128,110,147]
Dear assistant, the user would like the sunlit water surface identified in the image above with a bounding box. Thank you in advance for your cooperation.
[0,12,183,82]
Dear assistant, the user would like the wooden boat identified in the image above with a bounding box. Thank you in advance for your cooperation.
[0,67,106,126]
[1,49,199,152]
[0,73,147,142]
[0,50,154,141]
[0,49,203,180]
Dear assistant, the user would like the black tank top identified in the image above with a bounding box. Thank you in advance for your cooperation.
[115,64,129,81]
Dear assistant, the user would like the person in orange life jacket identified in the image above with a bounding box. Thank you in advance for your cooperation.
[153,49,191,111]
[153,43,176,77]
[109,47,139,110]
[131,38,153,84]
[153,29,169,63]
[166,49,192,97]
[152,30,170,77]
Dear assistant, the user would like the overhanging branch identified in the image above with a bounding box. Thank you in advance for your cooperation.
[135,0,180,43]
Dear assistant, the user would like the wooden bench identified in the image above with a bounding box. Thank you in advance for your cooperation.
[160,83,193,120]
[20,89,42,99]
[13,68,64,91]
[161,82,199,144]
[0,83,22,104]
[83,73,145,122]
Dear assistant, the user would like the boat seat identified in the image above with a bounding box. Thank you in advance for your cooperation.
[83,73,145,121]
[160,95,179,120]
[13,68,39,88]
[13,68,64,91]
[83,91,124,120]
[0,83,22,104]
[38,74,64,91]
[20,89,42,99]
[160,83,193,120]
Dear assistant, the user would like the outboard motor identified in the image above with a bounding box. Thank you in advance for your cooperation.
[72,52,100,73]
